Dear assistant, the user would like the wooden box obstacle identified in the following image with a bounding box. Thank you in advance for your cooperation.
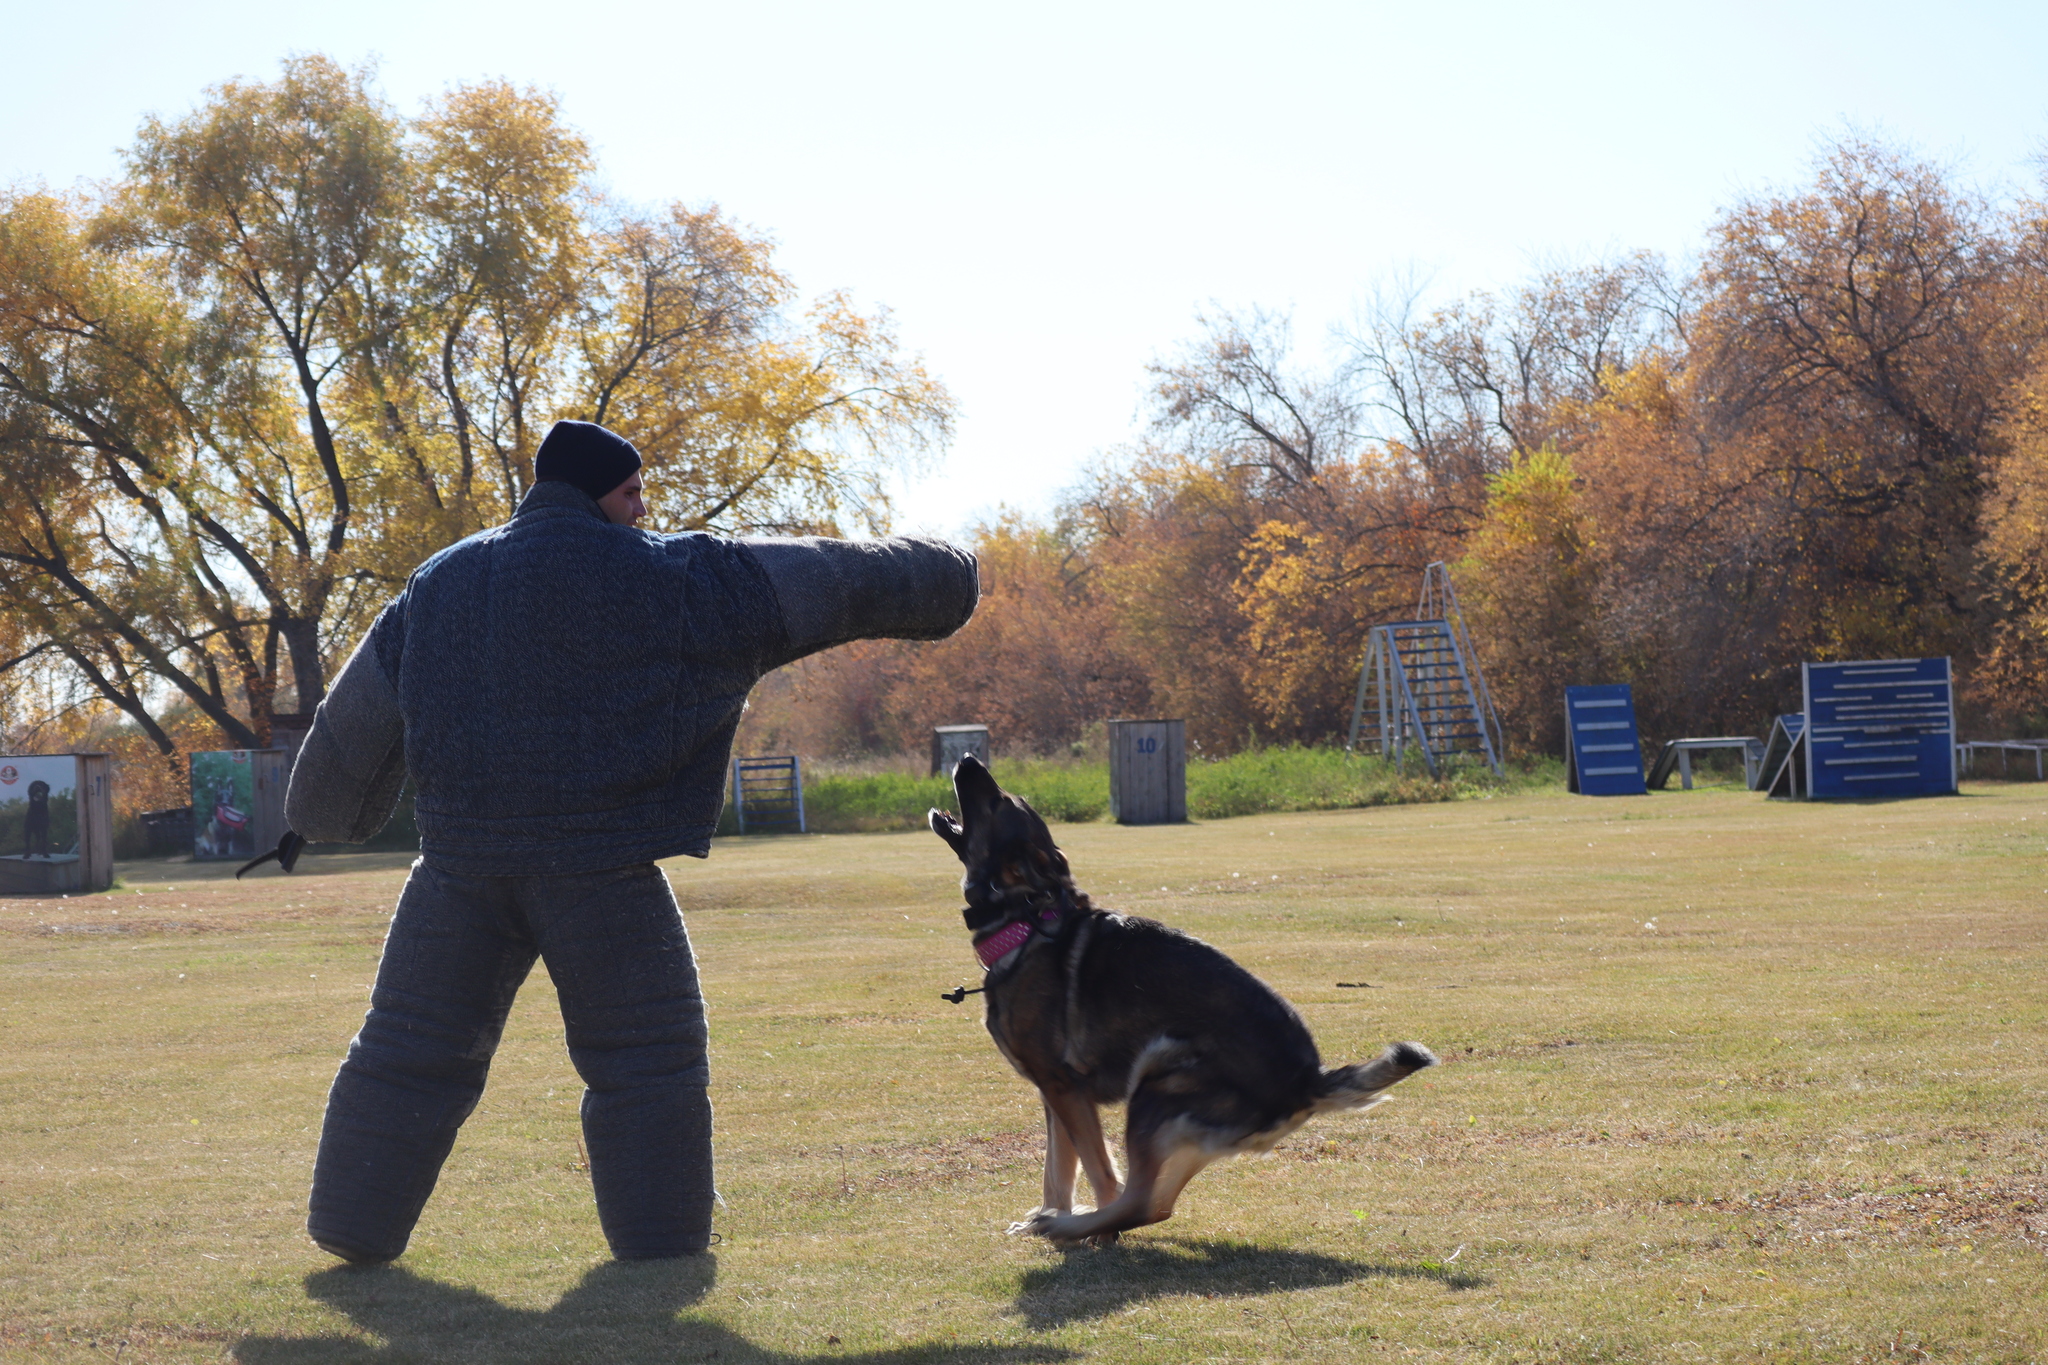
[1107,719,1185,825]
[930,725,990,777]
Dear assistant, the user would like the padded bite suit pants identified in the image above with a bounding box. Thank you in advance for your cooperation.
[308,860,712,1260]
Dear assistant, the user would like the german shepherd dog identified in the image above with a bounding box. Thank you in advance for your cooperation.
[930,755,1436,1244]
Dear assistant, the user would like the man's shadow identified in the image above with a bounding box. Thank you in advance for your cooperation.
[1011,1237,1486,1330]
[235,1257,1072,1365]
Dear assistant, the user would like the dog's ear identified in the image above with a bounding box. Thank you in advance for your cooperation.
[1014,800,1071,880]
[951,753,1004,822]
[929,808,969,859]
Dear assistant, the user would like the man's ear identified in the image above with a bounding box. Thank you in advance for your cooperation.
[929,808,968,859]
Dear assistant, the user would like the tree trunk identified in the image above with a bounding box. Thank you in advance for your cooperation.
[282,616,328,710]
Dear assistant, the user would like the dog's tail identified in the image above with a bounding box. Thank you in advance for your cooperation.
[1311,1041,1438,1115]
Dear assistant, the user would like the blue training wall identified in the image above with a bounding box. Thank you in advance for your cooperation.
[1565,684,1647,796]
[1802,658,1956,799]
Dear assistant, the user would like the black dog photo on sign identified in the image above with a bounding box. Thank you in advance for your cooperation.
[22,780,51,857]
[0,758,78,862]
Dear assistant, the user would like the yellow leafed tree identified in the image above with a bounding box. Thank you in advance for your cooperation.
[0,56,950,773]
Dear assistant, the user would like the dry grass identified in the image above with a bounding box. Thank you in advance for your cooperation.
[1,782,2044,1362]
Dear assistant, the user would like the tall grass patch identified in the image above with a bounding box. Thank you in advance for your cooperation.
[1186,745,1546,818]
[766,747,1558,834]
[795,759,1109,832]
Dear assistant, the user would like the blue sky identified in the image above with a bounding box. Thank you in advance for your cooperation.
[4,0,2044,533]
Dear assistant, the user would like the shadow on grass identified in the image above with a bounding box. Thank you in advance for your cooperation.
[1011,1236,1486,1329]
[235,1258,1071,1365]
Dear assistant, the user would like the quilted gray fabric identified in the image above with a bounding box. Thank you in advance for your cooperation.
[284,635,407,844]
[284,480,977,872]
[309,860,713,1260]
[747,535,981,662]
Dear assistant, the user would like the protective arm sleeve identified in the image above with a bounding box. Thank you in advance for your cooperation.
[283,628,409,844]
[741,535,980,668]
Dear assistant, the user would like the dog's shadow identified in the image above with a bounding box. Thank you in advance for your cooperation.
[1011,1236,1485,1330]
[234,1258,1072,1365]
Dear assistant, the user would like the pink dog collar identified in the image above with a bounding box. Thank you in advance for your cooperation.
[974,906,1060,968]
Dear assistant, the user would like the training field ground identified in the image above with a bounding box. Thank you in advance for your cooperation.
[1,783,2044,1363]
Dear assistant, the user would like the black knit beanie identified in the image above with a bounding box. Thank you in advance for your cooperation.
[534,420,643,502]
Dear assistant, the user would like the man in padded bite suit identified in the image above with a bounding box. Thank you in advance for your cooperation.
[280,419,978,1263]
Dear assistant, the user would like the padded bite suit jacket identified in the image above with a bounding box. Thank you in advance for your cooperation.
[284,479,979,866]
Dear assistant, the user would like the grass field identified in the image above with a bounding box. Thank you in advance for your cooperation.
[2,781,2044,1363]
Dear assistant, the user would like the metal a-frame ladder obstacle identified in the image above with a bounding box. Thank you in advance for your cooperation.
[1345,562,1505,777]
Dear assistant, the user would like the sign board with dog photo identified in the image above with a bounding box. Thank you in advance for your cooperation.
[189,749,288,861]
[0,753,114,894]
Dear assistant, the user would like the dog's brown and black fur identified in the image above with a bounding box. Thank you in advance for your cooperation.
[931,755,1435,1244]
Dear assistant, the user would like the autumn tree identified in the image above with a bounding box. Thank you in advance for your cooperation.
[882,515,1151,751]
[1340,256,1680,518]
[1454,446,1604,753]
[1979,356,2048,719]
[1066,313,1465,749]
[736,514,1149,760]
[1690,138,2030,664]
[0,57,948,767]
[428,130,2048,768]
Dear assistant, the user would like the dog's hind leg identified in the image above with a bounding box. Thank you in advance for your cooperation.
[1137,1133,1219,1225]
[1022,1086,1228,1245]
[1022,1118,1216,1244]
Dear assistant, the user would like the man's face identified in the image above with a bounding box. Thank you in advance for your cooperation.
[598,472,646,527]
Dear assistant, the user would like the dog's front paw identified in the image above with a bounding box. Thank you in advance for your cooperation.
[1006,1208,1063,1237]
[1014,1210,1115,1246]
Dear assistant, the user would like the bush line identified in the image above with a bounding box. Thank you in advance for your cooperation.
[723,746,1561,835]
